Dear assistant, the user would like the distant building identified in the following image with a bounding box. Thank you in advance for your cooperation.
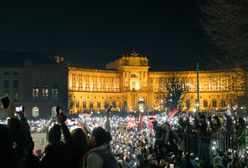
[0,52,68,118]
[0,51,246,117]
[68,51,245,113]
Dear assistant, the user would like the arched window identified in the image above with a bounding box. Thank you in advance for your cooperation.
[97,101,101,109]
[220,100,226,108]
[123,101,127,111]
[130,74,138,78]
[203,100,208,108]
[76,100,79,108]
[112,101,116,108]
[90,101,94,109]
[212,100,217,108]
[104,101,108,109]
[51,106,57,117]
[82,101,86,108]
[186,99,190,110]
[32,107,39,118]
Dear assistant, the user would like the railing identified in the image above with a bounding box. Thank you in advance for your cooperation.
[176,129,237,163]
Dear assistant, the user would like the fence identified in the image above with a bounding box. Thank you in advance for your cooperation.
[177,128,237,163]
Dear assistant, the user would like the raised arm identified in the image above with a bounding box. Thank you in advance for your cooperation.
[104,106,112,133]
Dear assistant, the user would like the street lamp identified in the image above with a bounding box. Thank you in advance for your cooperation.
[138,98,145,113]
[196,62,200,114]
[186,82,200,114]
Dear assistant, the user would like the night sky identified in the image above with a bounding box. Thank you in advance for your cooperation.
[0,0,205,70]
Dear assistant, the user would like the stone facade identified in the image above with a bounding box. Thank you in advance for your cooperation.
[0,52,68,118]
[68,52,245,113]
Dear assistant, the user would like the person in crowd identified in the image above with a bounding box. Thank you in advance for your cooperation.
[84,126,119,168]
[0,124,22,168]
[70,127,89,168]
[83,106,119,168]
[40,108,74,168]
[236,118,247,156]
[212,156,225,168]
[153,120,166,166]
[25,141,39,168]
[0,98,38,168]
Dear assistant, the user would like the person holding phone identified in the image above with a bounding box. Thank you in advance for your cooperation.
[0,96,38,168]
[40,107,74,168]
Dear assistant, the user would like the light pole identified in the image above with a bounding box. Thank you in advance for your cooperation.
[196,62,200,115]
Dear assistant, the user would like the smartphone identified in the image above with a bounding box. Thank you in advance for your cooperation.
[1,96,10,109]
[15,105,23,112]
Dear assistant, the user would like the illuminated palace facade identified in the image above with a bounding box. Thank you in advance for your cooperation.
[68,52,245,113]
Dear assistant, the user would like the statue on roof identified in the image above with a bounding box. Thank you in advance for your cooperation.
[130,49,139,57]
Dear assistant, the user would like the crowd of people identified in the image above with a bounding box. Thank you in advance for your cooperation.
[1,101,248,167]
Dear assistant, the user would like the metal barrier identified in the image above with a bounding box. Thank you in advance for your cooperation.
[177,129,236,162]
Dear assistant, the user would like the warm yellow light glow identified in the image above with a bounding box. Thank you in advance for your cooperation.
[135,82,140,90]
[68,54,245,113]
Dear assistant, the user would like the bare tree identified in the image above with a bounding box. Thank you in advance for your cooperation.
[200,0,248,70]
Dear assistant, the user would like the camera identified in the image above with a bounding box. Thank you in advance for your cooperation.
[15,105,24,112]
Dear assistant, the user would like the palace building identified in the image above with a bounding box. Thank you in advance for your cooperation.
[68,52,245,113]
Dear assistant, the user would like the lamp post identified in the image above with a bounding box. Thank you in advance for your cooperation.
[196,63,201,159]
[196,62,200,115]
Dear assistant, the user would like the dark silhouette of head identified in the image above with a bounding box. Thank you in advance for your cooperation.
[56,106,62,114]
[71,128,88,155]
[238,118,245,127]
[48,124,61,144]
[91,126,112,147]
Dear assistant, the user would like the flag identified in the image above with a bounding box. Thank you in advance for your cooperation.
[167,108,178,117]
[127,117,136,129]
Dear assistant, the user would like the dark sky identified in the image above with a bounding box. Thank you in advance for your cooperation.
[0,0,205,70]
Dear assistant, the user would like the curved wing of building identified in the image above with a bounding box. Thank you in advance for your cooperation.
[68,52,245,113]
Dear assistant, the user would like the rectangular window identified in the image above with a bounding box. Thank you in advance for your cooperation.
[42,88,49,100]
[51,89,59,100]
[13,72,19,76]
[13,80,19,88]
[3,80,9,88]
[32,88,39,100]
[4,72,9,75]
